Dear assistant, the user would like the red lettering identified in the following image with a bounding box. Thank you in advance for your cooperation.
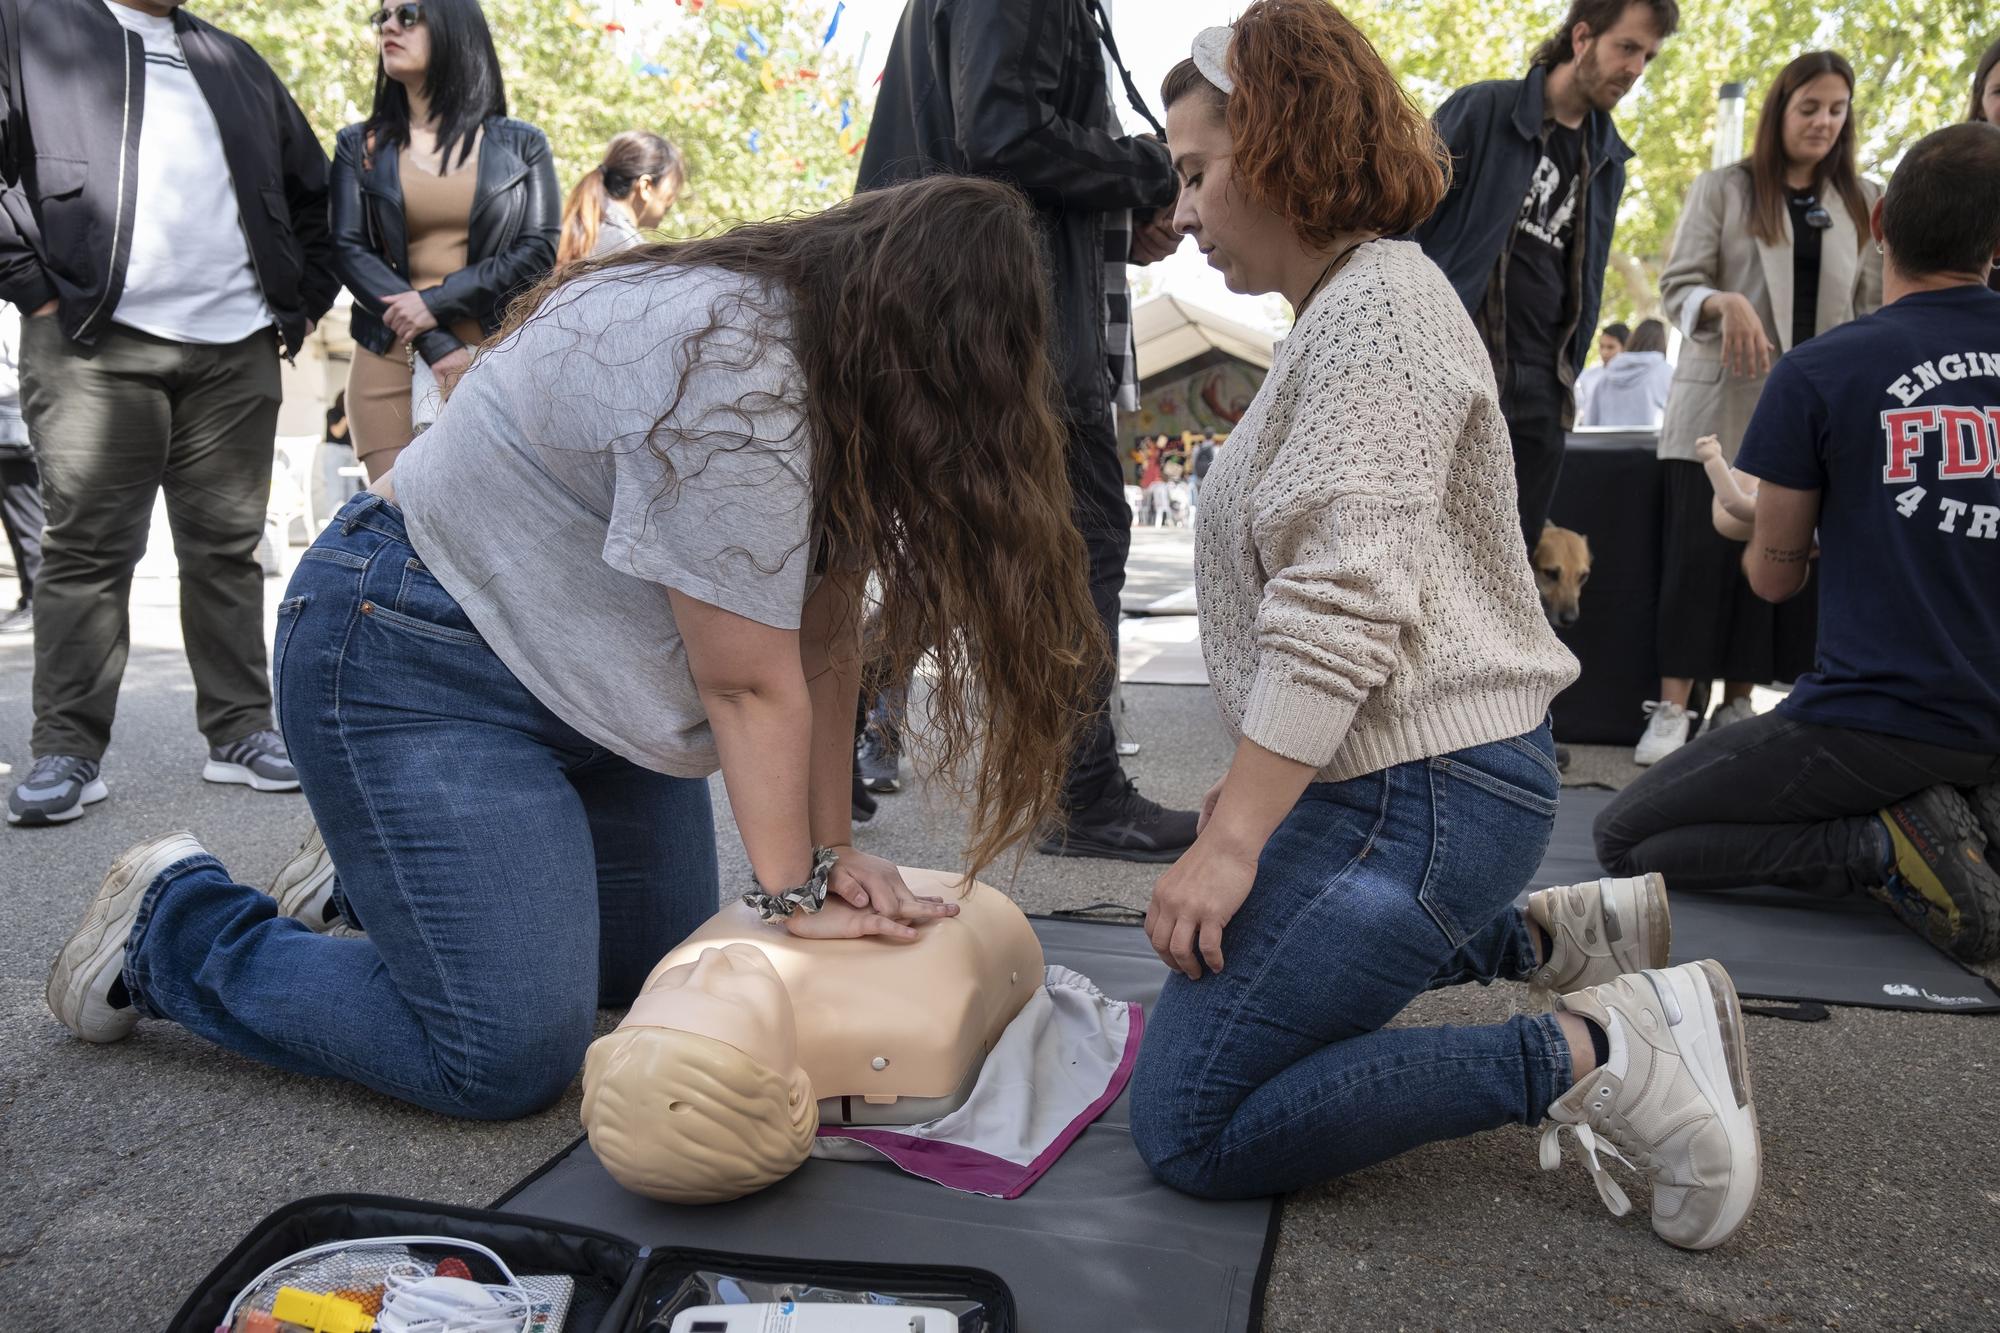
[1939,408,1996,479]
[1880,407,1938,484]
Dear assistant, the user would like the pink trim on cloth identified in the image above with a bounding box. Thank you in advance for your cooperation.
[816,1004,1145,1200]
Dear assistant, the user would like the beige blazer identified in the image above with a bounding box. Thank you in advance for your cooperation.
[1656,164,1883,462]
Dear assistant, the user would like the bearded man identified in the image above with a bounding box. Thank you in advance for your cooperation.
[1411,0,1679,551]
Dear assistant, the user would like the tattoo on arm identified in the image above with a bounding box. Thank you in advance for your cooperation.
[1761,546,1810,565]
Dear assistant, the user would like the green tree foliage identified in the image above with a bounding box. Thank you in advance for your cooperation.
[202,0,868,237]
[1353,0,1991,320]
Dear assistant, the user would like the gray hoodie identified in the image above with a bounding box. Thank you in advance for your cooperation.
[1579,350,1673,429]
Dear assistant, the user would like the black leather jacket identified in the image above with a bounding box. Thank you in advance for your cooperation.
[0,0,337,356]
[330,116,560,366]
[858,0,1175,424]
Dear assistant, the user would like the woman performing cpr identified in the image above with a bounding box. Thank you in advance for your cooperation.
[1127,0,1763,1249]
[45,175,1103,1120]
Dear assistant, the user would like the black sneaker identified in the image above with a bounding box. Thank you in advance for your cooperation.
[852,769,877,823]
[857,726,902,793]
[0,601,30,635]
[1035,775,1199,864]
[1874,785,2000,963]
[1967,782,2000,856]
[8,754,108,826]
[203,729,300,792]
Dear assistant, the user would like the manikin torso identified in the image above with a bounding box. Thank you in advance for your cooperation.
[621,871,1045,1125]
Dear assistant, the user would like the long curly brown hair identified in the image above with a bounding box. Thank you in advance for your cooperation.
[500,175,1104,884]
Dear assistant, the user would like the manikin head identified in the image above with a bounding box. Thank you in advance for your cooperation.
[581,944,816,1204]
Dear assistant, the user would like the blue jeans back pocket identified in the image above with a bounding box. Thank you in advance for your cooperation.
[1418,734,1561,948]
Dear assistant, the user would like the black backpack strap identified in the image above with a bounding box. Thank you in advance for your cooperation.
[1083,0,1165,137]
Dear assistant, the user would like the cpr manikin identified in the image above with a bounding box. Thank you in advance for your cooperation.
[581,869,1044,1204]
[1696,434,1759,541]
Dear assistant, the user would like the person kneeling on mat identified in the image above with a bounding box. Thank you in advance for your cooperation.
[44,175,1107,1120]
[1127,5,1763,1252]
[1594,123,2000,965]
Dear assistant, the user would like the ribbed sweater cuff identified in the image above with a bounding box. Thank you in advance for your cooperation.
[1240,667,1359,771]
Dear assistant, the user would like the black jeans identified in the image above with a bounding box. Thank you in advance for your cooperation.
[17,319,282,759]
[0,453,43,605]
[1595,709,2000,896]
[1498,361,1567,554]
[1062,406,1131,811]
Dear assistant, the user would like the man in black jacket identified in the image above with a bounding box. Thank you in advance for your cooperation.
[860,0,1197,862]
[0,0,338,826]
[1411,0,1676,553]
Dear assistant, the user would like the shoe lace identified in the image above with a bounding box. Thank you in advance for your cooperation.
[1539,1107,1654,1219]
[27,753,85,784]
[240,728,286,756]
[1104,774,1164,821]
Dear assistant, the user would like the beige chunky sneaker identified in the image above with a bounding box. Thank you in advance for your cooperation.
[48,832,208,1043]
[1526,874,1672,999]
[270,824,340,932]
[1542,961,1761,1251]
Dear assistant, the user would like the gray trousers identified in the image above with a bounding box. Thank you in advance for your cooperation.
[17,318,281,760]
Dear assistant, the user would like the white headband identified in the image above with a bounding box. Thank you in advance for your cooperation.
[1191,25,1235,96]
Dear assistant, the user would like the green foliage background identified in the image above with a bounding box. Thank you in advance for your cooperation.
[1352,0,1991,320]
[205,0,867,238]
[208,0,1992,320]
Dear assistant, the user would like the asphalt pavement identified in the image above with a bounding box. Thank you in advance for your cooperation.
[2,530,1996,1330]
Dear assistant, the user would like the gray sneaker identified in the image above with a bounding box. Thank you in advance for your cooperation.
[856,726,902,793]
[270,825,342,931]
[1525,874,1672,999]
[0,601,31,635]
[203,729,300,792]
[47,831,207,1043]
[8,754,108,825]
[1543,961,1762,1251]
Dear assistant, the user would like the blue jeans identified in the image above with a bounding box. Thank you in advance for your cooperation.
[1130,726,1572,1199]
[122,493,720,1118]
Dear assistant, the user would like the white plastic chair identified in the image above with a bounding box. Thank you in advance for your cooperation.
[265,434,324,580]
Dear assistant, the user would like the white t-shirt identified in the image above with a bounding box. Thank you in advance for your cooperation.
[393,266,816,778]
[102,1,273,345]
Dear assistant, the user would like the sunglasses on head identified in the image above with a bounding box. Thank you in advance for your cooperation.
[369,3,423,31]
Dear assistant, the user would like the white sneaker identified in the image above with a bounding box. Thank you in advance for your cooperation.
[47,831,208,1043]
[1525,874,1672,999]
[1543,960,1762,1250]
[1706,697,1756,733]
[1633,702,1690,766]
[270,824,341,931]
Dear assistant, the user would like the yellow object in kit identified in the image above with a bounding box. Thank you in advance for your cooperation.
[271,1286,374,1333]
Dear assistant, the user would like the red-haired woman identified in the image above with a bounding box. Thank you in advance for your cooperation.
[1127,0,1761,1251]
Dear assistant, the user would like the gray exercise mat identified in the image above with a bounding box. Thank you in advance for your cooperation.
[1539,787,2000,1014]
[496,916,1278,1333]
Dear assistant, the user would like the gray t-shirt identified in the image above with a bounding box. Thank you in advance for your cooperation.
[393,265,813,778]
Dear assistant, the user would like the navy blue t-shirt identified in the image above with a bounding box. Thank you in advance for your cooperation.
[1735,285,2000,752]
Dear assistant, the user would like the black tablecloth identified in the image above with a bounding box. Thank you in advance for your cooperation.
[1547,429,1662,745]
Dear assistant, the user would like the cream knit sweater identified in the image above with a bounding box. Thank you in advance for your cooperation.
[1196,239,1578,781]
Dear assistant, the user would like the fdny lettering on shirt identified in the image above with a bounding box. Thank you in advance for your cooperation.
[1877,385,2000,539]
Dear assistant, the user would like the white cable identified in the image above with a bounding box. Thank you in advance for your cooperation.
[379,1265,531,1333]
[220,1235,527,1331]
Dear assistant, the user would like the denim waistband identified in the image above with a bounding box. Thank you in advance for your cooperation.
[332,489,409,542]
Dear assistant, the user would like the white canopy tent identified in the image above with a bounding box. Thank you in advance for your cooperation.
[1130,295,1278,385]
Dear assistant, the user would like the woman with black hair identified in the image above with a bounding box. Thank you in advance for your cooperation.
[557,131,687,265]
[330,0,561,480]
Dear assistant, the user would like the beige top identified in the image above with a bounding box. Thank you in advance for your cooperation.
[1656,164,1883,462]
[402,147,485,347]
[1194,240,1578,781]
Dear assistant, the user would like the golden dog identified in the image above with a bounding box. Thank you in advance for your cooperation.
[1533,523,1592,630]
